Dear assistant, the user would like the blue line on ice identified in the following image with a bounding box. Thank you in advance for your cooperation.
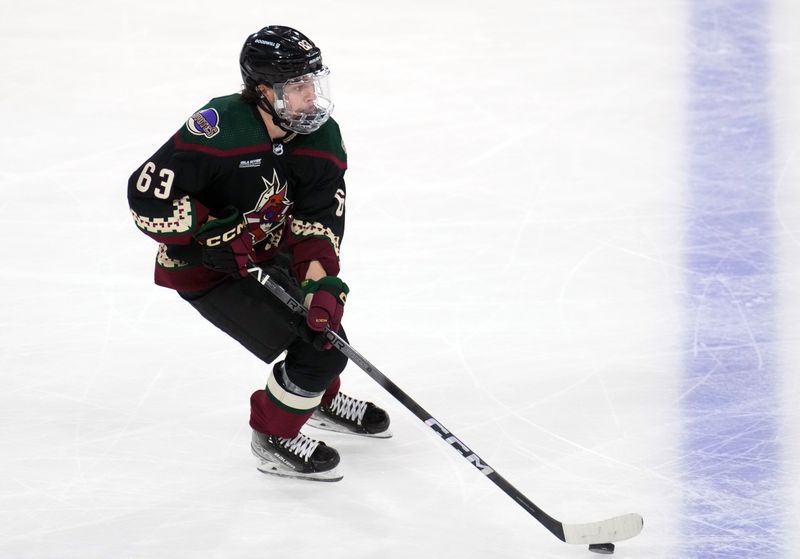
[683,1,781,557]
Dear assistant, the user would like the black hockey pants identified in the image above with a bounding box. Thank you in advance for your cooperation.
[178,258,348,393]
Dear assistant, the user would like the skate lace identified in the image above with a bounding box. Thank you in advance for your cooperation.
[328,393,369,424]
[278,433,320,461]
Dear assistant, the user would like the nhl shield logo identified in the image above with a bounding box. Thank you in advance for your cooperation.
[187,108,221,138]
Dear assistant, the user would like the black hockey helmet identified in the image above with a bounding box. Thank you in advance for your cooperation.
[240,26,333,134]
[240,26,324,88]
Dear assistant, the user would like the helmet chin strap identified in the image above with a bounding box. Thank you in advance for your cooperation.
[257,93,293,133]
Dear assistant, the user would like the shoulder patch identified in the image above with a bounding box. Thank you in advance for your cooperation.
[186,108,221,138]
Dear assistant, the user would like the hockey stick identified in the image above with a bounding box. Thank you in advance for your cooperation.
[248,266,643,546]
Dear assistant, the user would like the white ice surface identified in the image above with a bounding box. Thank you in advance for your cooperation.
[0,1,798,558]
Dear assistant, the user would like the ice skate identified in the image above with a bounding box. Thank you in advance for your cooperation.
[251,430,343,482]
[307,392,392,438]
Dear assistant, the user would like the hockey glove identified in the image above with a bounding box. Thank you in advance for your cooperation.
[301,276,349,348]
[194,207,252,278]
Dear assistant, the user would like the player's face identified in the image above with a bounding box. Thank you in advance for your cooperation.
[282,78,317,115]
[261,66,333,134]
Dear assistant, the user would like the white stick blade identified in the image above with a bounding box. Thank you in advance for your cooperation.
[562,513,644,545]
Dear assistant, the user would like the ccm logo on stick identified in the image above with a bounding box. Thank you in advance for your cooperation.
[425,418,495,476]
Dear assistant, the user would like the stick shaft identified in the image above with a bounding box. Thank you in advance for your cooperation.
[248,267,645,544]
[248,267,567,539]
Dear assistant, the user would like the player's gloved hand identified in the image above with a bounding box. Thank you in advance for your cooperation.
[194,207,252,278]
[301,276,349,349]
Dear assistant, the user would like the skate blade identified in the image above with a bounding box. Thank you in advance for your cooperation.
[251,444,343,482]
[306,416,393,439]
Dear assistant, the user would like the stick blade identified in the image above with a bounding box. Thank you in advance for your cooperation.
[562,513,644,545]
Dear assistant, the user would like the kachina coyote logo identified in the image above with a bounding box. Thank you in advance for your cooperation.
[244,169,292,245]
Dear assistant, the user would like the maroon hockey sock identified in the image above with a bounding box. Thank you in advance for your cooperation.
[249,389,314,439]
[321,375,341,407]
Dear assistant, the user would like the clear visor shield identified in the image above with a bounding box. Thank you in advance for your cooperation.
[273,67,333,134]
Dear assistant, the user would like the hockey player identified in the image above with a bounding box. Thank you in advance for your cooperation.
[127,25,390,482]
